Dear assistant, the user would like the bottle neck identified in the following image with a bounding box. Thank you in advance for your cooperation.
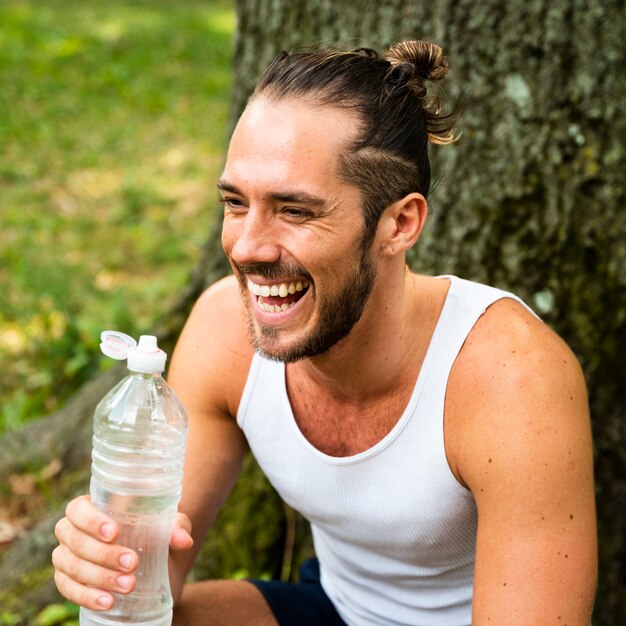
[129,371,162,380]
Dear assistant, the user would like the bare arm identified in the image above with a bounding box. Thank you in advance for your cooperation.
[53,276,253,610]
[167,277,253,601]
[446,300,597,624]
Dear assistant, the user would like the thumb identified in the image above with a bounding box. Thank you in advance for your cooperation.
[170,512,193,551]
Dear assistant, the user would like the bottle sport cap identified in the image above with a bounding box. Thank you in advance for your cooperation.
[100,331,167,374]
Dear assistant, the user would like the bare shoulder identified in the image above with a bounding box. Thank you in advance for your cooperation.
[446,297,591,484]
[168,275,254,419]
[445,297,597,621]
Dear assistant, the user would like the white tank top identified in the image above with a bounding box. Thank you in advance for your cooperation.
[236,276,533,626]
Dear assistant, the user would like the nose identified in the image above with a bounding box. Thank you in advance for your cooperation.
[224,208,281,267]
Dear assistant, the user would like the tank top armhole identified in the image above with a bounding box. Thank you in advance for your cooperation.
[236,352,262,429]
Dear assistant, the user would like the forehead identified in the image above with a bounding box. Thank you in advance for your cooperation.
[222,97,360,193]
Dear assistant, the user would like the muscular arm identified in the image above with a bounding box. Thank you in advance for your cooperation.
[52,277,253,611]
[446,300,597,624]
[167,276,253,602]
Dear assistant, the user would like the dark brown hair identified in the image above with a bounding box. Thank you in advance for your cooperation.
[252,40,458,245]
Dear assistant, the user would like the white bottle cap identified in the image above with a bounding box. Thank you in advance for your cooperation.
[100,331,167,373]
[100,331,136,360]
[128,335,167,373]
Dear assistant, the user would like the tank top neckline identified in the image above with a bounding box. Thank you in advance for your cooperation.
[276,275,458,465]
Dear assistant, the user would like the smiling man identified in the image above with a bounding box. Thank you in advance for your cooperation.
[219,96,380,366]
[53,41,597,626]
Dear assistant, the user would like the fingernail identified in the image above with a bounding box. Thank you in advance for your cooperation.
[117,575,131,590]
[119,552,132,569]
[101,523,113,539]
[97,594,112,608]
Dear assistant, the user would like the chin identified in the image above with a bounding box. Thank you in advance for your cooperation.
[253,328,344,364]
[253,334,308,364]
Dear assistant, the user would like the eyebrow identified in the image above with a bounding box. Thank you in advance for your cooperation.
[217,179,327,208]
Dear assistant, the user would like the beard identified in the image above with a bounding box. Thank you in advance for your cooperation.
[232,243,377,363]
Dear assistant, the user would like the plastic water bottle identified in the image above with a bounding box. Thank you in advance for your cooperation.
[80,331,188,626]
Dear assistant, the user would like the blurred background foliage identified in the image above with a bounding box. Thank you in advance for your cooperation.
[0,0,235,433]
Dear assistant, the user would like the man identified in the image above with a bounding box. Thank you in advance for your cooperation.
[53,41,597,625]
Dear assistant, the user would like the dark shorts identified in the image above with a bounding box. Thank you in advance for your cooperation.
[248,558,348,626]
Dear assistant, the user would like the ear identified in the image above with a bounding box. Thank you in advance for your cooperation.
[378,193,428,256]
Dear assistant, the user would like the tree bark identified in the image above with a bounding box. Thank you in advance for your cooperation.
[229,2,626,621]
[1,0,623,622]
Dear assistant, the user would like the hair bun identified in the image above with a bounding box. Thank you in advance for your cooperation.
[384,39,457,145]
[387,62,419,88]
[385,40,448,83]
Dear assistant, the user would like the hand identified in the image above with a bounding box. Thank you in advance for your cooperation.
[53,496,195,611]
[52,495,139,610]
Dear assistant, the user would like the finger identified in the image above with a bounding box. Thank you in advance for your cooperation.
[170,513,193,551]
[170,526,194,551]
[64,495,118,542]
[55,517,138,573]
[175,511,193,536]
[54,568,116,611]
[52,544,136,596]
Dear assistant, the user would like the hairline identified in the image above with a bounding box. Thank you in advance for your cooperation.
[246,90,421,248]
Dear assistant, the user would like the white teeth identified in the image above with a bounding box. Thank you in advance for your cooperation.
[257,297,296,313]
[247,279,309,297]
[248,280,262,296]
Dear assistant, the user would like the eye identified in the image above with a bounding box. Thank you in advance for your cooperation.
[219,197,247,214]
[281,207,313,220]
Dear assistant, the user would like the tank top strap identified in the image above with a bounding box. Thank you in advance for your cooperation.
[425,275,537,387]
[236,351,284,430]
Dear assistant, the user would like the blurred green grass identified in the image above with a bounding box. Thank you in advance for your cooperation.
[0,0,235,431]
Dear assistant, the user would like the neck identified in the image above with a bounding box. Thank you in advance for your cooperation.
[292,268,447,403]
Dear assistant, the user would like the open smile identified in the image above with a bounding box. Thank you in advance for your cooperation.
[247,278,310,313]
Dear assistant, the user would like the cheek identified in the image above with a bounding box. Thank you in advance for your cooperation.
[221,219,237,255]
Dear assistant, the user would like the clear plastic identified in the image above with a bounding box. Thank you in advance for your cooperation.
[80,371,188,626]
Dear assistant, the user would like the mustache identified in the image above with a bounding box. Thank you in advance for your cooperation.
[233,261,313,283]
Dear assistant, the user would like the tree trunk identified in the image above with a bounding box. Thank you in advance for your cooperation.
[230,2,626,621]
[1,1,623,622]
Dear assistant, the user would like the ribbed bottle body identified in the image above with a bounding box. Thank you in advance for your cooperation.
[80,373,187,626]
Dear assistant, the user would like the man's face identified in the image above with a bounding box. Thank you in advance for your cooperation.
[220,97,378,362]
